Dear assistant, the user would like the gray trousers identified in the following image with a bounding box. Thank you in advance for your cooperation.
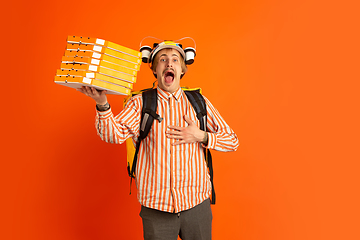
[140,199,212,240]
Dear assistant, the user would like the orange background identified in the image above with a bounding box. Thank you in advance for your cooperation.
[1,0,360,239]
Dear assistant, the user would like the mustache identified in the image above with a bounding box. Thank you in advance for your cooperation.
[162,68,176,75]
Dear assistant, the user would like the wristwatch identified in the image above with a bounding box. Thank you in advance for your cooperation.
[96,102,110,111]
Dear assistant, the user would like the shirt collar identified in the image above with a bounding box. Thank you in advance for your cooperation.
[157,86,183,101]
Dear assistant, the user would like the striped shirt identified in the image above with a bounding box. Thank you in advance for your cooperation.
[95,87,239,213]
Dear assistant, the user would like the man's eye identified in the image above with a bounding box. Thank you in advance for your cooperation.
[173,59,178,62]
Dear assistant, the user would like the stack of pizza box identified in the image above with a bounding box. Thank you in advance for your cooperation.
[54,36,142,95]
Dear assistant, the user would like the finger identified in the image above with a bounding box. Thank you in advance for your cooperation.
[100,90,107,96]
[84,86,92,94]
[91,87,99,95]
[166,129,182,135]
[87,87,95,96]
[167,125,183,131]
[76,88,84,93]
[166,134,183,139]
[184,115,195,126]
[81,86,90,95]
[166,131,181,138]
[172,140,186,146]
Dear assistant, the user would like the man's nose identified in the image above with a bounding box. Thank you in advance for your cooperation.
[166,60,173,67]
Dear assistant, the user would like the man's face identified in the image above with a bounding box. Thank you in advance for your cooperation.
[153,48,184,94]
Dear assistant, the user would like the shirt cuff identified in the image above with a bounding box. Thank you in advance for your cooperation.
[96,107,112,119]
[202,132,216,149]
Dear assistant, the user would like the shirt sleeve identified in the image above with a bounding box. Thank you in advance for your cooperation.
[202,96,239,152]
[94,95,142,144]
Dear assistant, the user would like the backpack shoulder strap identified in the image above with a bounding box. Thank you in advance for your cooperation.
[184,90,216,204]
[129,88,162,179]
[184,90,207,131]
[140,88,163,139]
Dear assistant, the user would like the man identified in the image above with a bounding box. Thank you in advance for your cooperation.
[78,40,239,240]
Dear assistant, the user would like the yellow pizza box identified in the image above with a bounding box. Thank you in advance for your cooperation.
[63,50,141,71]
[64,47,141,70]
[60,63,137,83]
[56,69,133,89]
[61,55,138,76]
[67,36,141,58]
[54,75,131,95]
[66,43,141,65]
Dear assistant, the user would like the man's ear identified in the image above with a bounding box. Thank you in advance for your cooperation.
[180,67,186,77]
[153,69,158,79]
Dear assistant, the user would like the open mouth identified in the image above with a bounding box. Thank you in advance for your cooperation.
[164,70,175,83]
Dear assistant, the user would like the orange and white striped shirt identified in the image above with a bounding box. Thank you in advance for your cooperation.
[95,87,238,213]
